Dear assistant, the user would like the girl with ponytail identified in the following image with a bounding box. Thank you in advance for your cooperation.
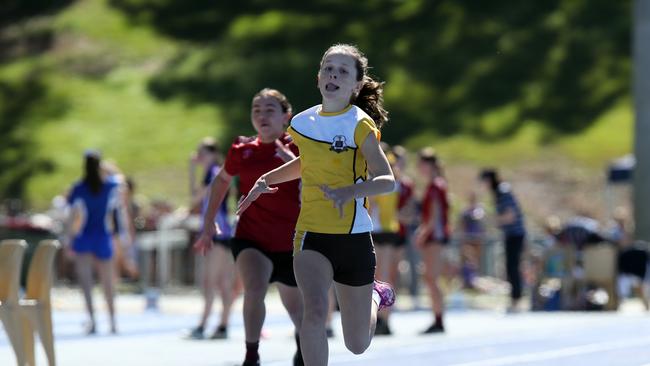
[238,44,396,366]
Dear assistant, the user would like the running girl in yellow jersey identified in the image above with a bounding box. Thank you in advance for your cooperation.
[238,44,396,366]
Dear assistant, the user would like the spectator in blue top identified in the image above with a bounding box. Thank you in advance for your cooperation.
[188,137,239,339]
[65,150,128,334]
[480,169,526,312]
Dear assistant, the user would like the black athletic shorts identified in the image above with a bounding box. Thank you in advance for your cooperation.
[212,237,231,249]
[231,238,297,287]
[372,232,404,248]
[293,231,376,287]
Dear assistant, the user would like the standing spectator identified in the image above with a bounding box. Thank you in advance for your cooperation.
[458,191,486,289]
[122,177,141,280]
[415,148,450,333]
[101,160,136,282]
[65,150,128,334]
[480,169,527,313]
[188,137,238,340]
[392,145,420,307]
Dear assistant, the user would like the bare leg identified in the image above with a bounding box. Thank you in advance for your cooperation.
[112,236,123,286]
[642,281,650,311]
[277,283,303,329]
[214,244,237,330]
[375,244,393,331]
[96,258,116,333]
[75,254,96,333]
[334,281,376,354]
[198,248,219,329]
[383,246,404,322]
[236,248,273,343]
[420,243,444,327]
[294,250,333,366]
[388,247,405,289]
[375,245,391,282]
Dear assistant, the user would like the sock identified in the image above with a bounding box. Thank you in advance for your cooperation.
[216,324,227,333]
[196,325,204,332]
[435,313,444,327]
[245,341,259,362]
[372,289,381,307]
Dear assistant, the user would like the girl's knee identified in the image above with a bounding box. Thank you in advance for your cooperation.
[243,275,268,294]
[303,298,328,323]
[344,337,370,355]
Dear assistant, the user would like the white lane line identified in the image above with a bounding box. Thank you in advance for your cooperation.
[449,336,650,366]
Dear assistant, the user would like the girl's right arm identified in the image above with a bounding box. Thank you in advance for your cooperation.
[236,157,301,215]
[193,169,233,254]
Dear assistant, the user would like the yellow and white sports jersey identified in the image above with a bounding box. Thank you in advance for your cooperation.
[288,104,380,234]
[370,189,400,233]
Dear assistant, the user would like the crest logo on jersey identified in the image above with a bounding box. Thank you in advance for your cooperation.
[329,135,349,153]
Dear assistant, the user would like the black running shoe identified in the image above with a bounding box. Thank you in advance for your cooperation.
[210,326,228,339]
[375,318,392,336]
[421,323,445,334]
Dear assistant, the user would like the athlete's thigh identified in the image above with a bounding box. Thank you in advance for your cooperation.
[294,250,333,302]
[236,248,273,288]
[333,281,373,336]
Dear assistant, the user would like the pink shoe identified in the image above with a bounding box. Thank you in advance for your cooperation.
[373,280,395,310]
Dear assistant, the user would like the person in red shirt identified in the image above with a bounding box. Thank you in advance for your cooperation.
[193,88,303,366]
[414,147,450,334]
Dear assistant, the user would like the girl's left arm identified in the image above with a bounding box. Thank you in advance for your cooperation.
[321,133,395,217]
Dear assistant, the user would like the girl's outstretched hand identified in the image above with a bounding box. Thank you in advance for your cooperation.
[237,177,278,215]
[192,222,222,256]
[320,184,354,218]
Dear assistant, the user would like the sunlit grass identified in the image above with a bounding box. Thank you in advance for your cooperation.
[405,97,632,168]
[53,0,176,60]
[26,67,225,208]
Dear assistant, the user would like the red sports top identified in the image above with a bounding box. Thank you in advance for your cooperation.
[224,133,300,252]
[421,177,450,239]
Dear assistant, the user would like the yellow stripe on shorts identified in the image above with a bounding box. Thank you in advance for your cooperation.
[293,230,307,255]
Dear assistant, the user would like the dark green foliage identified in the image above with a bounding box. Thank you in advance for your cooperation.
[0,72,67,200]
[110,0,631,143]
[0,0,75,28]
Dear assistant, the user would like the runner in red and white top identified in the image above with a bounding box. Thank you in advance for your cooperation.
[224,132,300,252]
[194,88,304,366]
